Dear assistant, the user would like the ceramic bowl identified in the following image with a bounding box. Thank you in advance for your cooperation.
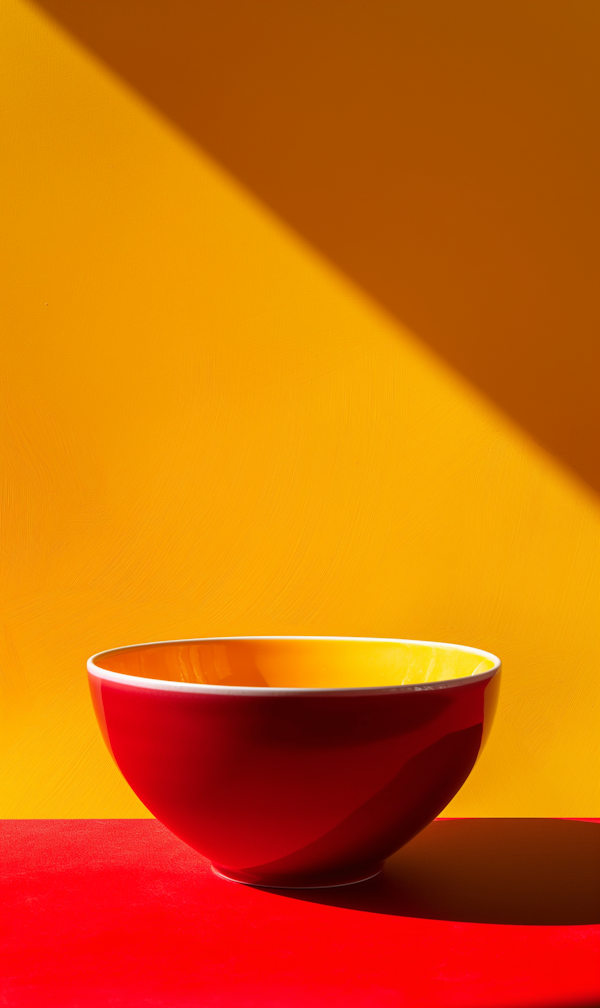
[88,636,501,888]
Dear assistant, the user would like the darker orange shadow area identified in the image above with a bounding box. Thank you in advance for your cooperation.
[276,818,600,926]
[35,0,599,490]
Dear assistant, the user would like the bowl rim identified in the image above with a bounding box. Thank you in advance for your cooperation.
[87,636,501,696]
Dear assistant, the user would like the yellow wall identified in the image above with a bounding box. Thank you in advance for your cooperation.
[32,0,600,495]
[1,0,598,817]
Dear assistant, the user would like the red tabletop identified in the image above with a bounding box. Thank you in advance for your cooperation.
[2,818,599,1007]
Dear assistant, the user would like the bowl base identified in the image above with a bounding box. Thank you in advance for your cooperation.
[211,862,383,889]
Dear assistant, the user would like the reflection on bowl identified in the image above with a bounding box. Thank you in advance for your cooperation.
[88,636,500,888]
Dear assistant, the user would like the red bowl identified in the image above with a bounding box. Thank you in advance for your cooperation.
[88,636,501,888]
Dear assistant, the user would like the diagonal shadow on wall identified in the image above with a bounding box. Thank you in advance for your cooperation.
[273,818,600,926]
[33,0,600,491]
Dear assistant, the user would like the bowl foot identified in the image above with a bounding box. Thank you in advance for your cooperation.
[211,862,383,889]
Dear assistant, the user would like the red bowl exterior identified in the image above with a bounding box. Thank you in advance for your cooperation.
[89,667,500,887]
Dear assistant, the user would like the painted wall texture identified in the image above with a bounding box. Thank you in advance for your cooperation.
[1,0,599,818]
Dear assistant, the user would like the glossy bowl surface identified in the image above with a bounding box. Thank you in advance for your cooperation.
[88,636,501,887]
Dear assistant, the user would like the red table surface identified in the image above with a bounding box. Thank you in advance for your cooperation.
[2,818,599,1008]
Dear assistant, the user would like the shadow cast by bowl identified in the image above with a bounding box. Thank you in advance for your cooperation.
[272,818,600,925]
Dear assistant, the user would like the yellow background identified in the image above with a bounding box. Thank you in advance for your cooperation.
[1,0,598,817]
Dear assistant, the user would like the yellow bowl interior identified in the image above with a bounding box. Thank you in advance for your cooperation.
[95,639,495,689]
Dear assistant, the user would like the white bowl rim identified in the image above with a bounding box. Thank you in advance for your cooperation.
[87,636,501,697]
